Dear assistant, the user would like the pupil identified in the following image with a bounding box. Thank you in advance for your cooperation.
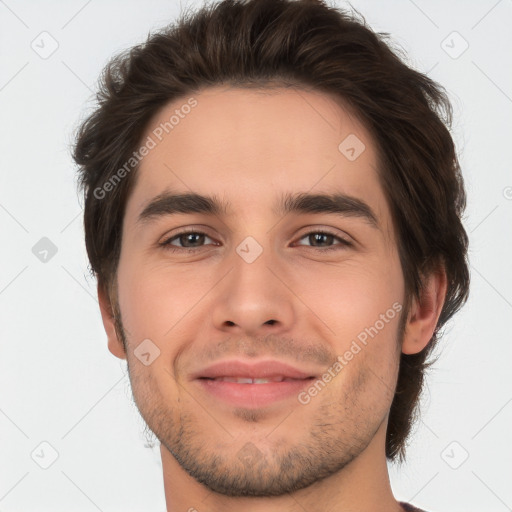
[182,233,204,247]
[310,233,332,246]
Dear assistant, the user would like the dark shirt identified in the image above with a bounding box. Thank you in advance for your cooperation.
[400,502,426,512]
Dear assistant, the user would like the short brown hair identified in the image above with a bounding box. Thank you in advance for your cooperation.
[73,0,470,461]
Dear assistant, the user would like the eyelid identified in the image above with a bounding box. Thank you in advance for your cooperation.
[159,226,219,247]
[292,226,353,246]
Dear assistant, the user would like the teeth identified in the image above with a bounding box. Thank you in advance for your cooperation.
[212,377,289,383]
[231,377,254,384]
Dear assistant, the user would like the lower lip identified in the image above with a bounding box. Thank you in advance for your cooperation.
[195,378,314,408]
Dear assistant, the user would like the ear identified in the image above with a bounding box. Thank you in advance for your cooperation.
[401,266,448,355]
[98,282,127,360]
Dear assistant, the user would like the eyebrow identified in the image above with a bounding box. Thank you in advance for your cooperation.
[137,190,379,229]
[276,191,378,228]
[138,191,228,222]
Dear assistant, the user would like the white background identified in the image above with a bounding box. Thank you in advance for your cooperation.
[0,0,511,511]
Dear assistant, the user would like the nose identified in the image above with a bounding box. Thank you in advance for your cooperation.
[211,246,296,337]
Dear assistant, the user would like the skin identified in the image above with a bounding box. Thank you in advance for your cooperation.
[98,86,447,512]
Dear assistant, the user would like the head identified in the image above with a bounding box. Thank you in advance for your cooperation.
[73,0,469,495]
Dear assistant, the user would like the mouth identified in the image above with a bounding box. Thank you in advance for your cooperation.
[191,360,318,408]
[200,376,311,384]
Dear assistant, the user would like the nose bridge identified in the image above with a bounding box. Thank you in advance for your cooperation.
[232,239,273,297]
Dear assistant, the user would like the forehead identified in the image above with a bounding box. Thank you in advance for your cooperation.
[126,86,390,230]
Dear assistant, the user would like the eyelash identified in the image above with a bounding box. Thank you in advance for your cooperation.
[159,228,352,253]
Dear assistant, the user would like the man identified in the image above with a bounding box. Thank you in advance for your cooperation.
[73,0,469,510]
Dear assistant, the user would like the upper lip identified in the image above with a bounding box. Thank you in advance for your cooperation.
[190,359,317,380]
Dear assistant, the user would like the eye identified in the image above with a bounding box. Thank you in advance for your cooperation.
[159,228,352,253]
[295,230,352,251]
[160,230,216,250]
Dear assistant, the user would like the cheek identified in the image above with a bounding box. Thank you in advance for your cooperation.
[116,257,215,344]
[289,253,404,346]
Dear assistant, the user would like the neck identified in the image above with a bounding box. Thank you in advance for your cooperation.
[160,420,402,512]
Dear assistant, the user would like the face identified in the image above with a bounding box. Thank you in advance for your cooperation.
[109,86,406,496]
